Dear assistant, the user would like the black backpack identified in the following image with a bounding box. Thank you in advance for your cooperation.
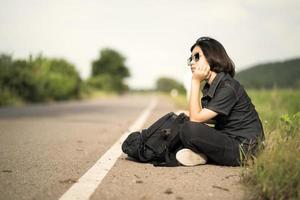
[121,112,189,166]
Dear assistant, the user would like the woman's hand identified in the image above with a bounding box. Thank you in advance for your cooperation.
[192,63,211,82]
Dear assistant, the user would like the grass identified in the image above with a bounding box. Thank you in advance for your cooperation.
[170,89,300,200]
[79,88,118,100]
[241,89,300,200]
[0,88,118,107]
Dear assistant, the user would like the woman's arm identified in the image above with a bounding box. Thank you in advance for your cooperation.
[189,79,217,122]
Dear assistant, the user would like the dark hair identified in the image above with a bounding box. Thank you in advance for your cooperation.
[190,36,235,77]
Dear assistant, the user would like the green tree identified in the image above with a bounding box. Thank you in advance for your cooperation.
[90,48,130,92]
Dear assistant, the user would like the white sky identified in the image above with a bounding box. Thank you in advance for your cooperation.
[1,0,299,89]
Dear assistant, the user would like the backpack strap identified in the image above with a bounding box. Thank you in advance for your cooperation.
[145,112,177,139]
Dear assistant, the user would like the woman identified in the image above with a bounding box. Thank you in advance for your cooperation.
[175,36,265,166]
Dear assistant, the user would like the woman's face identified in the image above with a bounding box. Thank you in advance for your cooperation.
[190,45,210,73]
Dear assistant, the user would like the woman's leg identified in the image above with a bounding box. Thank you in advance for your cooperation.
[179,121,241,166]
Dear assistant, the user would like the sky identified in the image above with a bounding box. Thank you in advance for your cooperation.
[0,0,299,89]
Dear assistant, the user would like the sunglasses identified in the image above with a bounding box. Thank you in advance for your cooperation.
[197,37,211,42]
[187,52,200,66]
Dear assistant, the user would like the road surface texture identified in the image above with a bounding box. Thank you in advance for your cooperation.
[0,94,245,200]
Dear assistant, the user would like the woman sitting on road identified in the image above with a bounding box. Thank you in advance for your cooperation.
[175,37,265,166]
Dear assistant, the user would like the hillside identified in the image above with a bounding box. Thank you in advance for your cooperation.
[235,58,300,89]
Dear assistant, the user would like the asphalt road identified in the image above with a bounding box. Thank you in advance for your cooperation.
[0,94,245,200]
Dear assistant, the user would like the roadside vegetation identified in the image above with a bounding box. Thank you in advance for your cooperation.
[0,48,130,107]
[0,54,81,106]
[241,89,300,200]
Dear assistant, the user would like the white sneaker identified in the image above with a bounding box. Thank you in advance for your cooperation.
[176,148,207,166]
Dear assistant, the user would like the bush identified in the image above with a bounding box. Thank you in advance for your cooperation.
[39,58,81,100]
[0,54,81,105]
[0,87,23,106]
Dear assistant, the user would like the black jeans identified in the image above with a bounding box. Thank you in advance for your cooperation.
[179,121,251,166]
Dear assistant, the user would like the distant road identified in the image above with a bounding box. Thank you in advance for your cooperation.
[0,94,244,200]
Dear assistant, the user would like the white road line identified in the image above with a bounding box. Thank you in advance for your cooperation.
[58,99,157,200]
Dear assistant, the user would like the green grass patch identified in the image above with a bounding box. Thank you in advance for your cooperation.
[241,89,300,200]
[79,88,118,100]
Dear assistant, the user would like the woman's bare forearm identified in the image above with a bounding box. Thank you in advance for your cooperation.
[189,80,202,120]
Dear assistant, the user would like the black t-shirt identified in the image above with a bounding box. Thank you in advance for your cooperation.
[201,72,265,143]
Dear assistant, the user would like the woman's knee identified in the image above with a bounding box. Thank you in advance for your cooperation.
[180,121,192,140]
[180,120,205,141]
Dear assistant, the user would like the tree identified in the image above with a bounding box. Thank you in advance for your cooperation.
[90,48,130,92]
